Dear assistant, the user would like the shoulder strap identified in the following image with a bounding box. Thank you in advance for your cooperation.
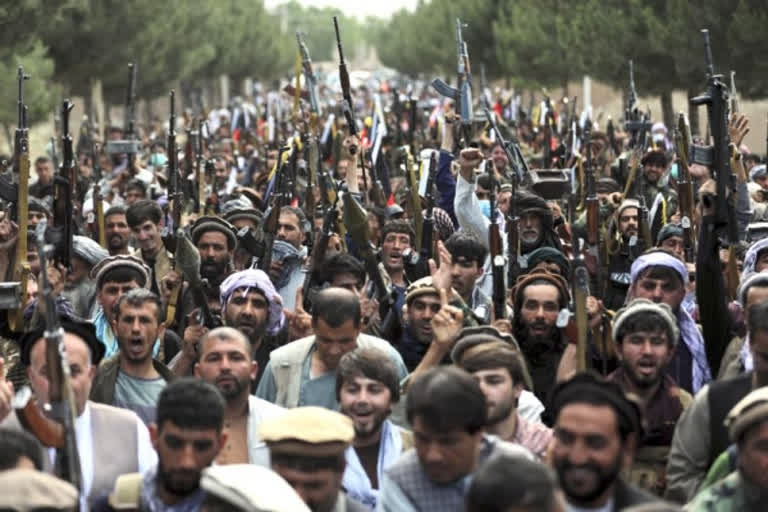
[108,473,143,510]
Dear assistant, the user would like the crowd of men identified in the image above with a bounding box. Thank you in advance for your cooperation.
[0,37,768,512]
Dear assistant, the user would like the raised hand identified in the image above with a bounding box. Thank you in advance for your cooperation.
[430,288,464,350]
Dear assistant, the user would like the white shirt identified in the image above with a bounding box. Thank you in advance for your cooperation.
[48,402,157,509]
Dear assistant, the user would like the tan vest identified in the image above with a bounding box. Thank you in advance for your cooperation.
[270,333,395,408]
[1,402,140,503]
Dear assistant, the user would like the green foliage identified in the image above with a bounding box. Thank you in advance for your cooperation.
[0,40,58,128]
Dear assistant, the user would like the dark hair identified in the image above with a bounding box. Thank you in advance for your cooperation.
[114,288,163,323]
[34,156,51,166]
[458,342,526,387]
[156,378,225,432]
[126,179,148,196]
[323,252,365,287]
[476,173,493,190]
[280,205,308,232]
[550,373,642,442]
[614,311,672,347]
[270,452,346,473]
[312,287,361,329]
[467,453,559,512]
[748,301,768,335]
[99,265,146,290]
[406,367,487,434]
[381,219,415,246]
[336,347,400,403]
[201,326,253,359]
[126,199,163,227]
[636,265,684,288]
[0,428,44,471]
[105,205,127,219]
[445,231,488,267]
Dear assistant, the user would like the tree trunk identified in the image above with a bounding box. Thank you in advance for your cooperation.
[660,90,674,131]
[687,88,700,138]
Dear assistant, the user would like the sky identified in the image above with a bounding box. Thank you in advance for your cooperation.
[265,0,417,20]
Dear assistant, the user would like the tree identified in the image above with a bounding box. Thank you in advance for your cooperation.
[0,41,58,152]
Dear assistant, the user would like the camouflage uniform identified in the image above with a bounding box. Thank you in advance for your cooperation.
[685,471,764,511]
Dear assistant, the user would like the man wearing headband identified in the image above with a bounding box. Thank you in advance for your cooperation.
[627,250,711,395]
[550,373,661,510]
[666,300,768,503]
[171,268,284,386]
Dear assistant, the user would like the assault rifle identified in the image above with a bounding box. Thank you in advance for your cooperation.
[675,113,696,262]
[51,100,76,271]
[7,66,30,332]
[483,107,527,285]
[30,222,82,489]
[730,71,738,115]
[334,16,357,138]
[333,16,369,199]
[584,123,602,294]
[420,151,438,267]
[691,28,738,297]
[487,159,506,321]
[624,60,652,150]
[296,32,320,117]
[164,90,184,327]
[343,192,400,339]
[106,63,141,161]
[432,18,473,145]
[302,189,340,313]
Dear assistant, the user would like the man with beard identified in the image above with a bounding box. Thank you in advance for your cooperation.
[171,269,284,383]
[169,215,237,337]
[562,250,712,396]
[511,269,570,402]
[104,206,132,256]
[271,206,309,312]
[550,373,661,511]
[0,315,157,508]
[337,348,412,509]
[102,378,226,510]
[260,407,368,512]
[607,299,691,496]
[378,367,531,511]
[687,388,768,511]
[453,336,552,460]
[61,235,110,319]
[27,197,51,229]
[127,199,172,296]
[194,327,284,465]
[639,150,678,220]
[256,288,407,410]
[444,231,494,323]
[91,289,174,425]
[604,200,642,312]
[190,215,236,291]
[453,147,562,297]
